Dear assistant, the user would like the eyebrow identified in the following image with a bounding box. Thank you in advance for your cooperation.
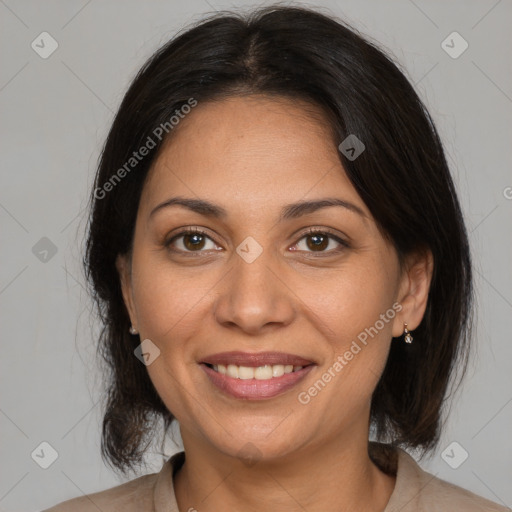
[149,196,367,222]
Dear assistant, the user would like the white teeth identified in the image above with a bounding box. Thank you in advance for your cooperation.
[272,364,285,377]
[227,364,239,378]
[238,366,255,380]
[254,365,273,380]
[210,363,305,379]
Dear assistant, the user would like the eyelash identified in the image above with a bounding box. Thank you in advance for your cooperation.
[164,227,350,256]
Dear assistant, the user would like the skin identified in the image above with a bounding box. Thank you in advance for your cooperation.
[117,94,433,512]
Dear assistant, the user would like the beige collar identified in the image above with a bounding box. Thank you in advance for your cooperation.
[151,443,504,511]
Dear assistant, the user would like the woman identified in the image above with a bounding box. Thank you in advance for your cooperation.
[43,5,509,511]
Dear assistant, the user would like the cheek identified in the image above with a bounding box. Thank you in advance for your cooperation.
[296,254,397,403]
[130,250,217,340]
[299,256,398,347]
[130,253,210,423]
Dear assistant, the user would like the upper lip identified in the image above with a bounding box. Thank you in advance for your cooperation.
[200,351,315,367]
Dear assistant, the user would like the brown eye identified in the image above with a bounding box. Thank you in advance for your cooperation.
[305,233,329,251]
[182,232,206,251]
[293,229,349,254]
[165,229,218,253]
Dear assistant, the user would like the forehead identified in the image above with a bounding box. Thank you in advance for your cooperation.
[139,95,369,220]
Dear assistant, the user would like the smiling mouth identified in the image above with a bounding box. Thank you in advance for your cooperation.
[201,362,315,400]
[205,363,307,380]
[199,351,316,399]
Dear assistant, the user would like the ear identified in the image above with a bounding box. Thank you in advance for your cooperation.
[392,247,434,337]
[115,253,138,329]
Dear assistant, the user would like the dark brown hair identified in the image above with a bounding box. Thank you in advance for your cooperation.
[83,5,473,475]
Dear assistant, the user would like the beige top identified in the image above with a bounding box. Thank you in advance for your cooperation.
[43,443,509,511]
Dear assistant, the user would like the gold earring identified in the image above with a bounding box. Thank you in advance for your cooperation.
[129,325,139,335]
[403,323,413,344]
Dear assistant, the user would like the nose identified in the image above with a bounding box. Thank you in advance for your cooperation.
[213,244,297,336]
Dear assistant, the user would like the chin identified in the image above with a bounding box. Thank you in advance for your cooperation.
[200,422,308,464]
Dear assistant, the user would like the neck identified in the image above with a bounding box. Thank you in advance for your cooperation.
[173,428,396,512]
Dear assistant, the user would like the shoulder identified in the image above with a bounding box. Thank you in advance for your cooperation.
[41,472,159,512]
[392,447,510,511]
[41,451,183,512]
[419,472,510,511]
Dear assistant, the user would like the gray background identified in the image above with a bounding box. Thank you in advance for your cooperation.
[1,0,511,510]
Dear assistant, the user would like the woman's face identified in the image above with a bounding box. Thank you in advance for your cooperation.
[117,95,427,461]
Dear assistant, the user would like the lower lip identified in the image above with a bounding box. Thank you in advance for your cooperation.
[201,364,315,400]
